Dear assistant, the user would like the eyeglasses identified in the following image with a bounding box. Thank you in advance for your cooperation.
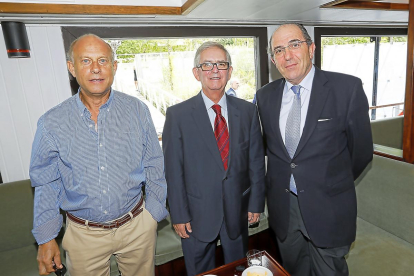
[197,62,230,71]
[272,40,308,58]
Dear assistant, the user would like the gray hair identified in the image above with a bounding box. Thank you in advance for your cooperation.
[194,41,232,68]
[66,33,115,63]
[267,23,313,57]
[229,78,239,85]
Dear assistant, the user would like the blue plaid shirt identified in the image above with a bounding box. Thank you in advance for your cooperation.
[30,90,168,245]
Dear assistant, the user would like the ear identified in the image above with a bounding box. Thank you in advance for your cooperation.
[67,61,76,78]
[309,43,316,60]
[192,67,201,81]
[113,60,118,74]
[270,57,277,66]
[228,66,233,80]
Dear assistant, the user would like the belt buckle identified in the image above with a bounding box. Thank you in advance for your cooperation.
[103,224,111,229]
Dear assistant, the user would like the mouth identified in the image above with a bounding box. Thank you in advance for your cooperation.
[210,77,221,80]
[90,78,104,82]
[285,63,297,69]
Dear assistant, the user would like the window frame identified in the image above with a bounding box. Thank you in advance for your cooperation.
[61,26,269,95]
[314,27,410,162]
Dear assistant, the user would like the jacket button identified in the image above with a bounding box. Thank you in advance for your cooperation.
[290,163,296,169]
[285,189,289,193]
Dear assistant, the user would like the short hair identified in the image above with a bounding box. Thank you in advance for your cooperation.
[194,41,232,68]
[229,78,239,85]
[66,34,115,63]
[267,23,313,57]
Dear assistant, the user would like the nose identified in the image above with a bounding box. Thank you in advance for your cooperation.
[283,48,293,60]
[211,63,219,72]
[90,61,101,73]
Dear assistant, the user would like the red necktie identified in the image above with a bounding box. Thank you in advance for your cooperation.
[212,104,229,170]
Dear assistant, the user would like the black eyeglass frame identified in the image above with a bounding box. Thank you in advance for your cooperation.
[196,62,230,71]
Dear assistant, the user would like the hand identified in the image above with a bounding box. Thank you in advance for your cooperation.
[173,222,192,239]
[37,239,62,275]
[248,212,260,225]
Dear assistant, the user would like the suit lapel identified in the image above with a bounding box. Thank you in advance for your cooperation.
[226,96,240,173]
[270,80,291,160]
[191,92,225,172]
[294,68,330,158]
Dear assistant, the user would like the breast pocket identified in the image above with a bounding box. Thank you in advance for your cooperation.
[316,117,339,130]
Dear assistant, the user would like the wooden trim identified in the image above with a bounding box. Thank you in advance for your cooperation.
[321,0,352,8]
[321,0,409,11]
[374,151,404,161]
[403,0,414,163]
[369,102,404,110]
[0,2,181,15]
[181,0,205,15]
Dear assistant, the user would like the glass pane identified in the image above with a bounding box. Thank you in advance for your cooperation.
[321,37,375,108]
[375,37,407,119]
[111,38,257,135]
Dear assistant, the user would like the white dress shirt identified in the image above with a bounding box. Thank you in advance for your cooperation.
[201,91,229,132]
[279,65,316,144]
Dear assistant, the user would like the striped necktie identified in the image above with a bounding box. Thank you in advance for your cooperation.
[285,85,301,194]
[212,104,230,170]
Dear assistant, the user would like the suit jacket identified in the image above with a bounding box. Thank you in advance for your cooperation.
[256,67,373,248]
[163,92,265,242]
[226,88,237,97]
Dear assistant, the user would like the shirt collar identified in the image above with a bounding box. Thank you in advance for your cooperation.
[201,90,228,112]
[285,64,315,94]
[75,88,115,115]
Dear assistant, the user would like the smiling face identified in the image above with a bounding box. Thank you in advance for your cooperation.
[271,24,315,85]
[67,35,117,98]
[192,46,233,101]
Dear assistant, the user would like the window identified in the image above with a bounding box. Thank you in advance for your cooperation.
[315,28,408,159]
[62,26,268,138]
[317,31,407,121]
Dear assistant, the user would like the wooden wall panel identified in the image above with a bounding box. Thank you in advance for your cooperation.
[0,26,72,183]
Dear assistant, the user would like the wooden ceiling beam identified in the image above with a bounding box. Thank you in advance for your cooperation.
[181,0,204,15]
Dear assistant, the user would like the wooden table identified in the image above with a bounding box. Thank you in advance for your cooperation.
[196,251,290,276]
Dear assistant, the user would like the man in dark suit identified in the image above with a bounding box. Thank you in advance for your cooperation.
[163,41,265,276]
[256,24,373,276]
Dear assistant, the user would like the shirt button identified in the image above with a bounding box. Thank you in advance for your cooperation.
[89,124,93,128]
[100,143,103,147]
[104,210,107,214]
[101,166,105,171]
[103,190,106,194]
[291,163,296,169]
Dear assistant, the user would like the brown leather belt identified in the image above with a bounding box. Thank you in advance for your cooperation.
[66,196,144,229]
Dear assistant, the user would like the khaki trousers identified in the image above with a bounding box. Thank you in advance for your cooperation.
[62,205,157,276]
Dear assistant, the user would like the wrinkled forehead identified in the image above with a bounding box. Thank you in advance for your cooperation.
[271,25,304,48]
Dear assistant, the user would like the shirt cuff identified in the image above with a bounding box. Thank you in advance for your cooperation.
[145,196,169,222]
[32,214,63,245]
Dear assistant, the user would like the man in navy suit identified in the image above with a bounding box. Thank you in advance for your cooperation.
[256,24,373,276]
[226,78,239,97]
[163,41,265,276]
